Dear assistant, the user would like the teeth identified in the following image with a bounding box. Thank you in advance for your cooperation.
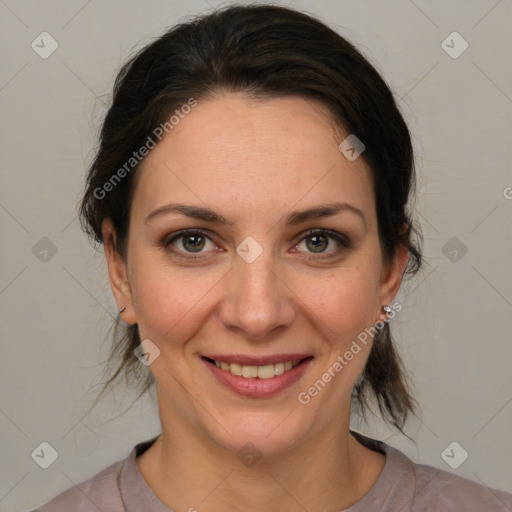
[274,362,285,376]
[242,365,259,378]
[213,359,302,379]
[257,364,275,379]
[230,363,243,376]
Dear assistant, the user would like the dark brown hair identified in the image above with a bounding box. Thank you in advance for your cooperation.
[80,4,423,433]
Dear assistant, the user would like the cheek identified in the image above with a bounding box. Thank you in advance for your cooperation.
[304,270,380,394]
[129,255,223,344]
[295,261,382,388]
[129,238,382,357]
[301,265,380,338]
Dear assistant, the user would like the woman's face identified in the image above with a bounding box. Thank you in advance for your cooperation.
[105,92,407,456]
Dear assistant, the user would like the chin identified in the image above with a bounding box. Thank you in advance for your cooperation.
[203,408,312,460]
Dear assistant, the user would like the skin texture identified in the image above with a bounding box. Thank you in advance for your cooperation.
[102,92,409,511]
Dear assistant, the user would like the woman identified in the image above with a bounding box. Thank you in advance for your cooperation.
[36,4,512,511]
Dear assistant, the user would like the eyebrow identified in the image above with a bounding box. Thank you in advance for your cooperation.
[144,201,366,229]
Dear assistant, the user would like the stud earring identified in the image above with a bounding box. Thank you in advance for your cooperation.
[382,305,392,315]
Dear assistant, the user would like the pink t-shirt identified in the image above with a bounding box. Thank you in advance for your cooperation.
[34,431,512,511]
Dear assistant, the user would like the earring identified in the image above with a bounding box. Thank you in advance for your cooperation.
[119,306,126,314]
[382,305,392,315]
[376,305,392,328]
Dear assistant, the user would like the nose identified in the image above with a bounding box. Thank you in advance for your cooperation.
[218,250,296,342]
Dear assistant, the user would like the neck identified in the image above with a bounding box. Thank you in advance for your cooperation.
[136,415,385,512]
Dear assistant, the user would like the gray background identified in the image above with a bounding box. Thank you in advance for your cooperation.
[0,0,511,510]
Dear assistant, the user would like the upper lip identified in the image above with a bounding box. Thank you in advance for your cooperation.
[202,354,313,366]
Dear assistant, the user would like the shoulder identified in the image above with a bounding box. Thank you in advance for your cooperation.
[410,460,512,511]
[35,433,512,512]
[351,430,512,512]
[34,458,126,511]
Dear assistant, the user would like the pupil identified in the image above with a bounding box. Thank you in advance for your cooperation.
[308,235,327,253]
[184,235,204,252]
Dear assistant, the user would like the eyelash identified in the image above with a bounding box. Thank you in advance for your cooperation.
[162,228,351,260]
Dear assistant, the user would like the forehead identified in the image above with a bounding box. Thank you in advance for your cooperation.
[132,92,375,225]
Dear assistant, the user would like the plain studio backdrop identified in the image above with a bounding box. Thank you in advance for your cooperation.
[0,1,511,510]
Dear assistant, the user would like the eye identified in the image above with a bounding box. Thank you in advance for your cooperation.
[292,229,350,257]
[164,229,218,256]
[163,228,351,260]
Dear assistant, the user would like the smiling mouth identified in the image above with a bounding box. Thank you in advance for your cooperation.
[202,356,313,379]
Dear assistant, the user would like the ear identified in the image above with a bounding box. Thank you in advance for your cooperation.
[376,227,409,321]
[102,219,137,325]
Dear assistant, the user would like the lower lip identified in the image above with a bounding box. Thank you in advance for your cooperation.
[202,357,313,397]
